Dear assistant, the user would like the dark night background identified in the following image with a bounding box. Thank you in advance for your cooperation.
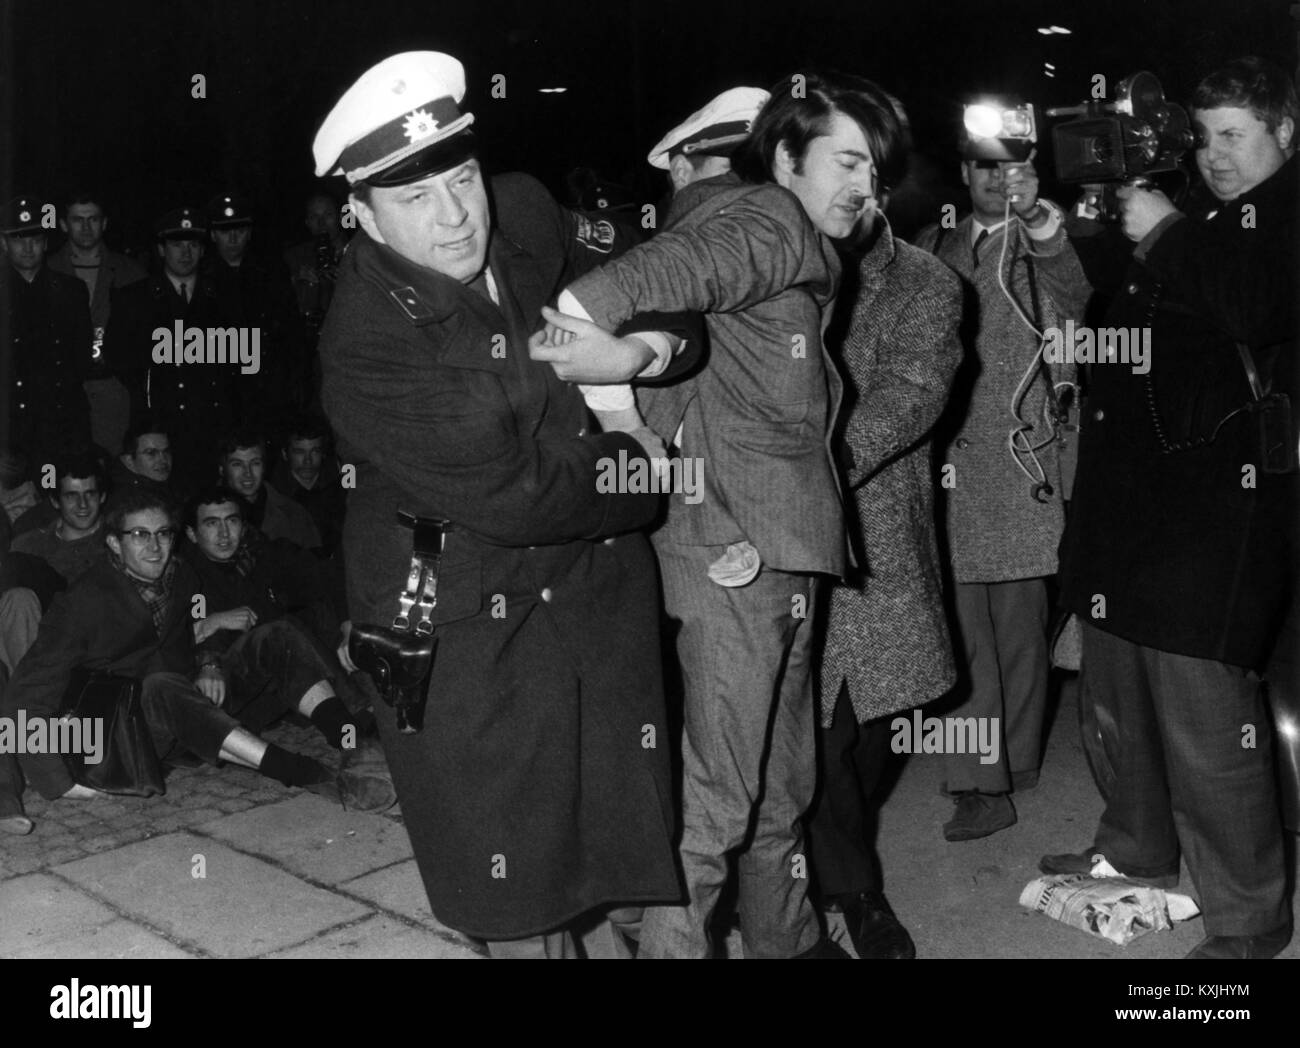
[2,0,1297,256]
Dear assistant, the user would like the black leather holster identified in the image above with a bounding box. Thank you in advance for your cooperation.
[348,513,448,733]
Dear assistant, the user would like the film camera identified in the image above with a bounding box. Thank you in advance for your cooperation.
[1046,72,1195,219]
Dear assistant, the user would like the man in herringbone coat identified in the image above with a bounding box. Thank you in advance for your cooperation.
[806,195,962,958]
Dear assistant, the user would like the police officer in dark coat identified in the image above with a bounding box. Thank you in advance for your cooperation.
[105,208,238,479]
[0,197,94,469]
[314,51,685,956]
[204,193,306,421]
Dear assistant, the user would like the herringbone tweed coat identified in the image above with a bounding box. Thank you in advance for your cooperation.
[819,220,962,727]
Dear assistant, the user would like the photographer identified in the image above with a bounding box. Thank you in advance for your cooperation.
[1042,57,1297,959]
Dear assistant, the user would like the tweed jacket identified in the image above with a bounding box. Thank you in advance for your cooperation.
[819,221,962,727]
[318,172,679,939]
[915,211,1088,583]
[567,172,845,576]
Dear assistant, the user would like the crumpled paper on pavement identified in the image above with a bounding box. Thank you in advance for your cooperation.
[1020,860,1200,946]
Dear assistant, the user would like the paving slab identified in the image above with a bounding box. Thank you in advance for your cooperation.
[196,794,413,886]
[53,832,370,958]
[266,914,484,959]
[340,858,478,948]
[0,873,191,959]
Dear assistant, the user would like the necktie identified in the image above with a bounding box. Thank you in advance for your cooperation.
[972,228,989,268]
[179,282,189,304]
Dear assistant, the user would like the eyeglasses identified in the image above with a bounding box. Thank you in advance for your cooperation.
[119,527,176,546]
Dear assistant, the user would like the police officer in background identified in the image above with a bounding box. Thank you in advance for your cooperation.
[204,192,305,420]
[314,51,687,957]
[106,207,237,485]
[0,197,94,470]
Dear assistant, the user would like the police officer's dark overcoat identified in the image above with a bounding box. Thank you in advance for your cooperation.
[318,173,679,939]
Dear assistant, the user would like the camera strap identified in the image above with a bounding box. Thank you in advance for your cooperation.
[1237,342,1267,400]
[391,512,449,636]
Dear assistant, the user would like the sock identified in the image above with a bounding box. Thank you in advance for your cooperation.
[259,744,333,788]
[309,696,358,750]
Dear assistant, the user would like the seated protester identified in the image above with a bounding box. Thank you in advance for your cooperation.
[184,484,351,695]
[113,418,179,500]
[0,489,384,837]
[0,446,46,540]
[183,486,391,809]
[12,450,110,584]
[0,547,65,675]
[217,426,321,551]
[270,412,347,558]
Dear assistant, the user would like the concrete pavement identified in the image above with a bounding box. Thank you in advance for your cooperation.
[2,682,1297,959]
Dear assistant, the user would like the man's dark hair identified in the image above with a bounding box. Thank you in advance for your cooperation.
[216,425,267,461]
[52,450,109,495]
[283,411,332,446]
[0,446,28,489]
[63,189,108,215]
[105,487,176,533]
[1192,56,1299,134]
[347,183,372,207]
[733,71,912,193]
[122,417,171,457]
[184,485,246,530]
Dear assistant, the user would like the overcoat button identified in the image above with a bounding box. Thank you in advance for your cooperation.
[1093,409,1105,422]
[1126,283,1139,294]
[956,438,970,450]
[540,587,554,603]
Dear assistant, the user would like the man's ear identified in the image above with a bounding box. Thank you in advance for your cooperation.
[58,217,69,234]
[106,532,122,559]
[350,193,384,244]
[1276,115,1295,153]
[155,242,165,260]
[185,525,198,545]
[961,163,971,188]
[668,154,694,193]
[772,141,797,188]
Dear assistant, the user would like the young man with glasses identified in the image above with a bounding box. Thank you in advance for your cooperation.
[0,489,359,835]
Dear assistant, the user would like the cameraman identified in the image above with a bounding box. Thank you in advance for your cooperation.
[1043,57,1297,959]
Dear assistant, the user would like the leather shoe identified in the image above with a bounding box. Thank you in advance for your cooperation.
[1038,849,1178,890]
[1185,927,1291,959]
[943,791,1015,841]
[837,889,915,959]
[793,936,852,958]
[337,737,397,813]
[0,813,34,835]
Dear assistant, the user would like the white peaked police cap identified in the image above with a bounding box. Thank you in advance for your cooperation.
[647,86,771,170]
[313,51,477,185]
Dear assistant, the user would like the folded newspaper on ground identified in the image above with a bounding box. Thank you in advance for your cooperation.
[1020,858,1200,946]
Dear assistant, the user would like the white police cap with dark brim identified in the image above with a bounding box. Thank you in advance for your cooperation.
[313,51,477,185]
[647,86,771,170]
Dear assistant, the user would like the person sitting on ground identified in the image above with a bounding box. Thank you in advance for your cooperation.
[12,450,111,585]
[217,426,321,552]
[113,418,178,500]
[270,412,347,559]
[0,488,386,837]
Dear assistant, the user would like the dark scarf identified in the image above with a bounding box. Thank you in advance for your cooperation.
[111,553,177,636]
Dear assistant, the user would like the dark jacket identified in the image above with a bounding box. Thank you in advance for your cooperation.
[104,274,238,445]
[186,531,330,653]
[3,557,209,798]
[1059,156,1298,667]
[318,172,679,939]
[0,267,94,463]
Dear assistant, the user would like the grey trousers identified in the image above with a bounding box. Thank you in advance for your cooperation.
[1079,622,1287,937]
[945,578,1049,793]
[639,542,821,959]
